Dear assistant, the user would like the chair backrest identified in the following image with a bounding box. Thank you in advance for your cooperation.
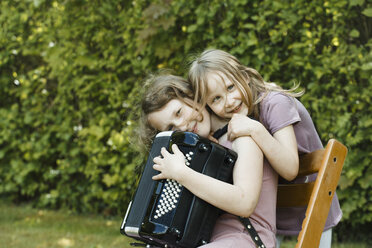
[277,139,348,248]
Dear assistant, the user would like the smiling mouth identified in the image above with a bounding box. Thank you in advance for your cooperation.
[232,103,242,113]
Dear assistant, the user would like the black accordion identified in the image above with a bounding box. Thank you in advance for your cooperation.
[120,131,237,248]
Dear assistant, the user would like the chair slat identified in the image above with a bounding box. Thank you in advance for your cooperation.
[295,139,347,248]
[297,149,324,177]
[277,182,314,207]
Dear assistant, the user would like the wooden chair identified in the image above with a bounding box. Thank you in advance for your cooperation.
[277,139,348,248]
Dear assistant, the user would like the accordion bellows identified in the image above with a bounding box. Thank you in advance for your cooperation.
[121,131,237,248]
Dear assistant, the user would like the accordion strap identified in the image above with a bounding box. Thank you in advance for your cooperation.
[212,124,228,139]
[239,217,266,248]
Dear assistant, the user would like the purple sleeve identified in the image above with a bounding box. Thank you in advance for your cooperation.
[260,93,301,134]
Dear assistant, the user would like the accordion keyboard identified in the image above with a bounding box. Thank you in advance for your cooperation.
[151,150,195,225]
[153,179,181,220]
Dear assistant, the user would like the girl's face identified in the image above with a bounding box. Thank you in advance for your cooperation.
[205,72,249,119]
[147,98,211,138]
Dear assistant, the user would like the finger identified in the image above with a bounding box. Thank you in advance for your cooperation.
[160,147,169,156]
[153,156,162,163]
[152,163,161,172]
[208,134,218,143]
[227,131,234,141]
[227,124,236,141]
[171,144,181,154]
[152,173,163,180]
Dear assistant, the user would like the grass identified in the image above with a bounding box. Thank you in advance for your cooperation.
[0,200,133,248]
[0,200,368,248]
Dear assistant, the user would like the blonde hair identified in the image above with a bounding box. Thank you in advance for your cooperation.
[188,49,303,120]
[139,72,194,148]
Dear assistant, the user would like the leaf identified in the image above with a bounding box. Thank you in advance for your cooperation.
[349,0,364,7]
[362,8,372,17]
[350,29,360,38]
[102,174,118,187]
[361,62,372,70]
[187,24,198,33]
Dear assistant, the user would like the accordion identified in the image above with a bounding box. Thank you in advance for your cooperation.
[120,131,237,248]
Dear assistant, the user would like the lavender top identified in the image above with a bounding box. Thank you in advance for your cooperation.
[259,92,342,235]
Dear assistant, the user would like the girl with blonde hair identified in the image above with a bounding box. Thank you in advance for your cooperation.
[188,49,342,248]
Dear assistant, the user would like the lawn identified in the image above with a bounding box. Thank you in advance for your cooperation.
[0,200,132,248]
[0,200,367,248]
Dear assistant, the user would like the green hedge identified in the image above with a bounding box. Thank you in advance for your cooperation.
[0,0,371,231]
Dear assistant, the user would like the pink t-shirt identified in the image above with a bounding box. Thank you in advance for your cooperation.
[259,92,342,235]
[200,138,278,248]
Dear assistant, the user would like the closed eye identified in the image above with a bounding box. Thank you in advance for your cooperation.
[168,108,181,130]
[212,96,221,103]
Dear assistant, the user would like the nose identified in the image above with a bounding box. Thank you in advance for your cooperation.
[174,118,188,131]
[225,93,235,108]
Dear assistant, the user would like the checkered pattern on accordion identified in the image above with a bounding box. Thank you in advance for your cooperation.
[121,131,237,248]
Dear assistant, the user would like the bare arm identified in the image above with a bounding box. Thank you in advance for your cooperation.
[228,114,299,181]
[152,136,263,217]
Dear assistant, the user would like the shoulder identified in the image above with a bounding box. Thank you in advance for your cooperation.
[261,92,295,107]
[260,92,298,116]
[259,92,301,133]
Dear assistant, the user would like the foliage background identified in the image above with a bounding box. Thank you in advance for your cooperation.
[1,0,371,242]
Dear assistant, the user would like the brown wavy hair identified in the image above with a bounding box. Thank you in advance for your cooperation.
[139,72,194,148]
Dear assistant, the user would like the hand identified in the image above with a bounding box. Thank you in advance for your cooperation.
[152,144,187,181]
[227,114,261,141]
